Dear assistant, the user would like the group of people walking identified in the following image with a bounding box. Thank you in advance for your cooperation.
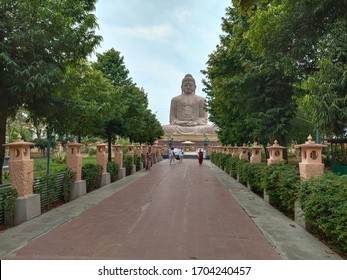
[169,147,205,165]
[169,147,184,164]
[145,146,206,171]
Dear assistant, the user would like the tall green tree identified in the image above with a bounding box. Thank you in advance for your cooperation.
[0,0,101,182]
[246,0,347,138]
[92,49,163,161]
[203,6,296,149]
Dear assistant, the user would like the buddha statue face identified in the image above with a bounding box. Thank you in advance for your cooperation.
[181,74,196,95]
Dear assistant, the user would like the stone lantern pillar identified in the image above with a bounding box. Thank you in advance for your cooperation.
[151,145,157,163]
[267,140,286,165]
[3,135,41,225]
[56,142,63,153]
[113,144,125,179]
[232,145,239,158]
[298,135,326,180]
[135,145,143,170]
[239,144,249,160]
[142,144,148,166]
[158,145,163,161]
[66,141,86,201]
[127,144,136,174]
[96,143,110,187]
[250,142,262,164]
[295,135,327,228]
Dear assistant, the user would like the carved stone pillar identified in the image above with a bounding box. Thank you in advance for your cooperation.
[96,143,110,186]
[3,135,41,225]
[250,142,262,164]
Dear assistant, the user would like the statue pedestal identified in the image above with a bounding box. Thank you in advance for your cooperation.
[158,133,218,151]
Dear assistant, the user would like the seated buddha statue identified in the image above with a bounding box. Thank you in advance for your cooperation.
[162,74,216,135]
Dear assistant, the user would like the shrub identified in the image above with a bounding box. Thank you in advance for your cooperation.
[261,162,300,214]
[107,160,119,182]
[63,169,75,203]
[1,188,18,227]
[134,154,141,171]
[36,174,59,211]
[236,160,249,184]
[82,163,102,192]
[123,155,134,176]
[88,147,97,156]
[226,156,238,178]
[298,173,347,254]
[51,152,67,164]
[247,163,267,195]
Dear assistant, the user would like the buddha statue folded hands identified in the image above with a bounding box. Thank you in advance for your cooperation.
[162,74,216,135]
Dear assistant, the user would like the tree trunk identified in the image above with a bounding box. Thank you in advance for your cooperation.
[107,132,112,162]
[0,97,9,185]
[278,135,288,162]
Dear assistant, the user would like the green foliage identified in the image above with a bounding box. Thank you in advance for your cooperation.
[135,155,141,171]
[236,160,250,184]
[247,163,267,195]
[298,173,347,254]
[107,160,119,183]
[81,163,102,192]
[261,162,300,213]
[0,0,102,181]
[225,156,239,179]
[88,147,97,156]
[204,0,347,146]
[63,169,75,203]
[0,188,18,228]
[36,174,59,211]
[51,152,67,164]
[123,155,134,176]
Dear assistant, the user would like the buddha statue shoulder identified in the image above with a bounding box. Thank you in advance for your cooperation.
[163,74,216,135]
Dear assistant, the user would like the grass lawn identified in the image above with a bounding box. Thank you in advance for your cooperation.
[2,155,97,184]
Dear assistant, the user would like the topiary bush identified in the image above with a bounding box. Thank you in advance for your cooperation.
[236,159,250,184]
[107,160,119,182]
[298,173,347,254]
[261,162,300,214]
[123,155,134,176]
[247,163,267,196]
[82,163,102,192]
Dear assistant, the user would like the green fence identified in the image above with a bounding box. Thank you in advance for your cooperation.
[332,164,347,175]
[0,171,69,226]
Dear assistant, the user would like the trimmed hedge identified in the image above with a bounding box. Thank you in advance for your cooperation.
[123,155,134,176]
[298,173,347,253]
[261,162,300,214]
[107,160,119,182]
[211,151,347,255]
[81,163,102,192]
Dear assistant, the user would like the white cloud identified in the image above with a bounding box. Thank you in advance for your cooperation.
[117,24,175,42]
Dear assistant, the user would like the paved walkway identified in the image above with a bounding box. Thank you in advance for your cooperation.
[0,159,342,260]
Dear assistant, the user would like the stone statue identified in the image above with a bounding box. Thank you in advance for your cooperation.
[163,74,216,134]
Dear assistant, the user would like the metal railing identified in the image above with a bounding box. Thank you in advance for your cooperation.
[0,171,70,226]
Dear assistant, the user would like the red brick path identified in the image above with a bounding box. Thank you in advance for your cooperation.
[14,159,280,260]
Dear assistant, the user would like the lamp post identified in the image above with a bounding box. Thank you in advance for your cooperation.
[168,135,173,148]
[203,133,209,148]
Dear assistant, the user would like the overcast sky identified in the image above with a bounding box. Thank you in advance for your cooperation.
[92,0,231,125]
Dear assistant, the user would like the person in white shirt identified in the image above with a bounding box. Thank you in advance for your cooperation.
[178,148,184,162]
[169,147,175,164]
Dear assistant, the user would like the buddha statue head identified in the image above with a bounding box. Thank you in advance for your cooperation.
[181,74,196,95]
